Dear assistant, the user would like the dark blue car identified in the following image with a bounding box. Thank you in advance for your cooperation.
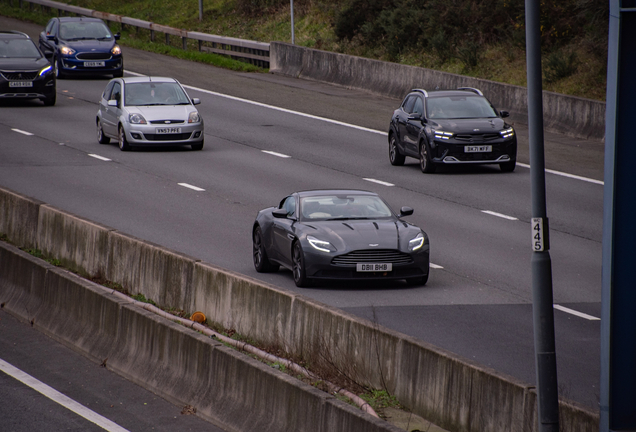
[38,17,123,79]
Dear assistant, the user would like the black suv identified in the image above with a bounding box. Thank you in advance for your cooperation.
[0,31,56,106]
[388,88,517,173]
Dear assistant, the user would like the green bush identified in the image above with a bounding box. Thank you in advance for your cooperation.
[543,50,579,83]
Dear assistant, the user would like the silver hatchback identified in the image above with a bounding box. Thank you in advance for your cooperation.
[96,76,204,151]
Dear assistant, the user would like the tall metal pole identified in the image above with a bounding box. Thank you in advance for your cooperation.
[290,0,295,44]
[524,1,560,431]
[198,0,203,21]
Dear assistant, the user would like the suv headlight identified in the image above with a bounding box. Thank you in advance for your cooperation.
[111,44,122,55]
[188,111,200,123]
[60,46,75,55]
[308,236,335,253]
[39,65,53,76]
[128,113,147,124]
[500,127,514,139]
[434,130,453,140]
[408,232,425,251]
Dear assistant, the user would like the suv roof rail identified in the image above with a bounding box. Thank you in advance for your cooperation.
[411,88,429,97]
[0,30,30,38]
[457,87,483,96]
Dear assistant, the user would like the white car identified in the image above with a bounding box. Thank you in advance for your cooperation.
[96,76,204,151]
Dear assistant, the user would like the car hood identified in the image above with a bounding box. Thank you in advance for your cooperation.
[304,219,409,250]
[125,105,195,121]
[0,57,50,71]
[432,117,507,133]
[63,39,115,51]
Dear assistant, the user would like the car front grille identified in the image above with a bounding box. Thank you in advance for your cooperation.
[143,133,193,141]
[1,71,38,80]
[332,249,413,266]
[76,53,112,60]
[454,133,501,142]
[150,120,185,125]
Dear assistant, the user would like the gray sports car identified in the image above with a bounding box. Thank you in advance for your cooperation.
[252,190,430,287]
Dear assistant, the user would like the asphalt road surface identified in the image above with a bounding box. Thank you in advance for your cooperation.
[0,15,603,416]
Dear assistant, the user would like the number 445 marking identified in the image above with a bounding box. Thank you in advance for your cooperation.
[532,217,545,252]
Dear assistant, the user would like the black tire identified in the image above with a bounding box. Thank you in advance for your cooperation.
[191,140,204,151]
[97,119,110,144]
[54,57,65,79]
[389,134,405,166]
[253,226,279,273]
[419,141,436,173]
[292,241,310,287]
[406,272,429,286]
[500,160,516,172]
[42,92,56,106]
[118,125,130,151]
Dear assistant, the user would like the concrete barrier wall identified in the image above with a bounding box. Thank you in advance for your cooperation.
[269,42,606,141]
[0,243,403,432]
[0,185,599,431]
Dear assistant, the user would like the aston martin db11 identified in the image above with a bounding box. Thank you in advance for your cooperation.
[252,190,430,287]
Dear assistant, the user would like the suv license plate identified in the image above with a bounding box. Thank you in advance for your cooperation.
[9,81,33,88]
[465,145,492,153]
[356,263,392,272]
[156,127,182,134]
[84,61,105,67]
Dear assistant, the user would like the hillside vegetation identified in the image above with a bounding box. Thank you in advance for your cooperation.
[9,0,610,100]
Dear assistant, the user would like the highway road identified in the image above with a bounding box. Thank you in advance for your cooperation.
[1,15,603,416]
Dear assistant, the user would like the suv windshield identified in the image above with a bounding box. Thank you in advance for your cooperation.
[427,95,498,119]
[59,22,112,41]
[0,38,41,58]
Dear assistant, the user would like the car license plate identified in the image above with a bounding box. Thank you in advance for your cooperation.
[156,127,182,134]
[9,81,33,88]
[465,145,492,153]
[356,263,392,272]
[84,61,105,67]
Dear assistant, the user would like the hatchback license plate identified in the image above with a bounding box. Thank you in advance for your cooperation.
[156,127,182,134]
[84,61,105,67]
[9,81,33,88]
[356,263,392,272]
[465,145,492,153]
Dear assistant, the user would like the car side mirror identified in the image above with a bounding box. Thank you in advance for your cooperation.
[273,208,289,218]
[192,98,201,105]
[408,114,423,122]
[107,99,118,107]
[500,110,509,118]
[399,206,414,217]
[46,34,55,41]
[114,33,121,40]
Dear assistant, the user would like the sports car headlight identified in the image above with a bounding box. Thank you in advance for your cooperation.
[500,127,515,139]
[111,44,122,55]
[409,232,424,251]
[60,46,75,55]
[434,130,453,140]
[39,65,52,76]
[188,111,200,123]
[307,236,335,253]
[128,113,147,124]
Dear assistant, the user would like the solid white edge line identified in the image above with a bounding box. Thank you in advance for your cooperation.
[11,128,34,136]
[430,263,443,269]
[262,150,291,158]
[553,304,600,321]
[363,178,394,187]
[517,163,603,185]
[88,154,112,161]
[481,210,518,221]
[178,183,205,192]
[0,358,130,432]
[126,71,601,186]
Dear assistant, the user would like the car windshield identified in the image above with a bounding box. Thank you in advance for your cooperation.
[426,95,498,119]
[59,22,112,41]
[0,39,41,58]
[124,82,191,106]
[300,195,393,221]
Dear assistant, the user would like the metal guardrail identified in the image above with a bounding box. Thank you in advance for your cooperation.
[8,0,270,67]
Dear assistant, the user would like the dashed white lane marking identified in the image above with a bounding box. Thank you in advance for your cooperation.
[0,358,130,432]
[11,128,33,136]
[363,178,394,187]
[481,210,518,220]
[517,163,603,186]
[178,183,205,192]
[553,304,600,321]
[430,263,443,269]
[262,150,291,158]
[88,154,111,161]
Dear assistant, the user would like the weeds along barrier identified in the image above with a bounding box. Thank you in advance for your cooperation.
[5,0,270,68]
[0,185,600,432]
